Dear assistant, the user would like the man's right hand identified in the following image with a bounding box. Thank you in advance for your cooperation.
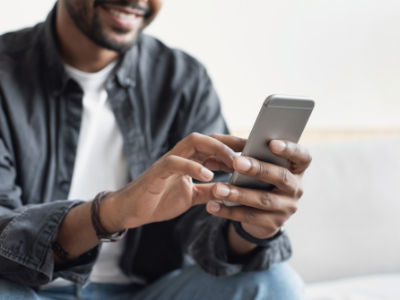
[55,133,245,262]
[99,133,246,233]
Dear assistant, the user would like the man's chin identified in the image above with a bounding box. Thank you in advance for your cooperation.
[91,30,139,53]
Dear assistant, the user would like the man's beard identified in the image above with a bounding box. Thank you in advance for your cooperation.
[64,0,150,53]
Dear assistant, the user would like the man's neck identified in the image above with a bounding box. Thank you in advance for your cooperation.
[56,1,119,73]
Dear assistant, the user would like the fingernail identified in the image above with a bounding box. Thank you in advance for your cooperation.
[236,157,252,172]
[208,201,221,213]
[271,140,286,152]
[201,168,214,180]
[216,184,230,197]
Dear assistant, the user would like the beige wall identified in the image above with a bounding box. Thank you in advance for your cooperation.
[147,0,400,134]
[2,0,400,138]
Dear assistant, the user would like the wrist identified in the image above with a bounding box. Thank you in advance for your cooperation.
[241,222,279,240]
[228,222,258,255]
[97,191,126,234]
[233,221,285,247]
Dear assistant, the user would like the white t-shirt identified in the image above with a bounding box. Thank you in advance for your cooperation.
[44,61,132,288]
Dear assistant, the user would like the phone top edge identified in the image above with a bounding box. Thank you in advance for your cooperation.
[263,94,315,109]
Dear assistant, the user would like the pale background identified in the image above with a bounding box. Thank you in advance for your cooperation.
[1,0,400,141]
[2,1,400,290]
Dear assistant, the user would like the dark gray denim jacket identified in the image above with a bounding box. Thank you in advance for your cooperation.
[0,6,291,288]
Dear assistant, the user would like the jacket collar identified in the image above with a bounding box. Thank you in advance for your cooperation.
[42,4,68,96]
[115,36,140,89]
[41,3,139,96]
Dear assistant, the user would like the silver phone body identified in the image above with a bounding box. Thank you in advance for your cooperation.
[224,94,315,207]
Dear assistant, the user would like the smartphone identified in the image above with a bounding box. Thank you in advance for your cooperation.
[223,94,315,207]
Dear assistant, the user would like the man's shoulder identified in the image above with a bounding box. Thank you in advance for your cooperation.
[0,23,44,65]
[139,34,207,77]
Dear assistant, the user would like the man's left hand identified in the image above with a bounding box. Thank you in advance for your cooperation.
[206,140,312,240]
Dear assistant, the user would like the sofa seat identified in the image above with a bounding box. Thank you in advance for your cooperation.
[306,273,400,300]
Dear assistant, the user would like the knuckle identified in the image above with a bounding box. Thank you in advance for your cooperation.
[232,188,244,202]
[245,210,257,222]
[285,141,295,155]
[260,193,272,208]
[209,133,219,139]
[226,207,234,218]
[287,202,298,215]
[281,169,290,184]
[164,155,175,166]
[292,143,301,156]
[256,162,268,177]
[298,146,312,165]
[296,145,312,165]
[161,156,177,177]
[188,132,200,142]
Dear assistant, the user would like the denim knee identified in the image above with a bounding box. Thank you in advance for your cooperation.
[232,263,305,300]
[0,278,40,300]
[132,263,304,300]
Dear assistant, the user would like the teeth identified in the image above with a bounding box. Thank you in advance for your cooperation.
[108,8,137,20]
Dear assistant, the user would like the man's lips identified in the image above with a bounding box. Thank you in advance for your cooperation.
[102,4,146,18]
[93,0,151,18]
[99,4,145,30]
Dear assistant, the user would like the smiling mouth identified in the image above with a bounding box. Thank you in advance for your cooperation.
[94,0,151,19]
[106,7,143,20]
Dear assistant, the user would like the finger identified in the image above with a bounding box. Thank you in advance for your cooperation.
[192,183,215,206]
[212,183,297,213]
[269,140,312,174]
[170,133,238,169]
[233,156,298,194]
[208,133,247,153]
[203,157,234,173]
[206,201,285,230]
[157,155,214,182]
[191,136,244,166]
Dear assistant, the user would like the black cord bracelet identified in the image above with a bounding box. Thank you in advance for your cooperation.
[52,241,79,263]
[232,221,285,247]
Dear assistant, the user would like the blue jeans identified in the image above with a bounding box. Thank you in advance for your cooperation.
[0,263,304,300]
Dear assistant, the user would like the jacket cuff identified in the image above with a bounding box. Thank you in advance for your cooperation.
[187,216,292,277]
[53,245,100,286]
[0,200,99,287]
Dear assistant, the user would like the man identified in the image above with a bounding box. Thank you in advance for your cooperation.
[0,0,311,299]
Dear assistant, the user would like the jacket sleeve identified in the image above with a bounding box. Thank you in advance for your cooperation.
[0,103,99,287]
[175,63,292,277]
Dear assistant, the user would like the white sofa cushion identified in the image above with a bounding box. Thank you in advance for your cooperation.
[286,138,400,283]
[306,273,400,300]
